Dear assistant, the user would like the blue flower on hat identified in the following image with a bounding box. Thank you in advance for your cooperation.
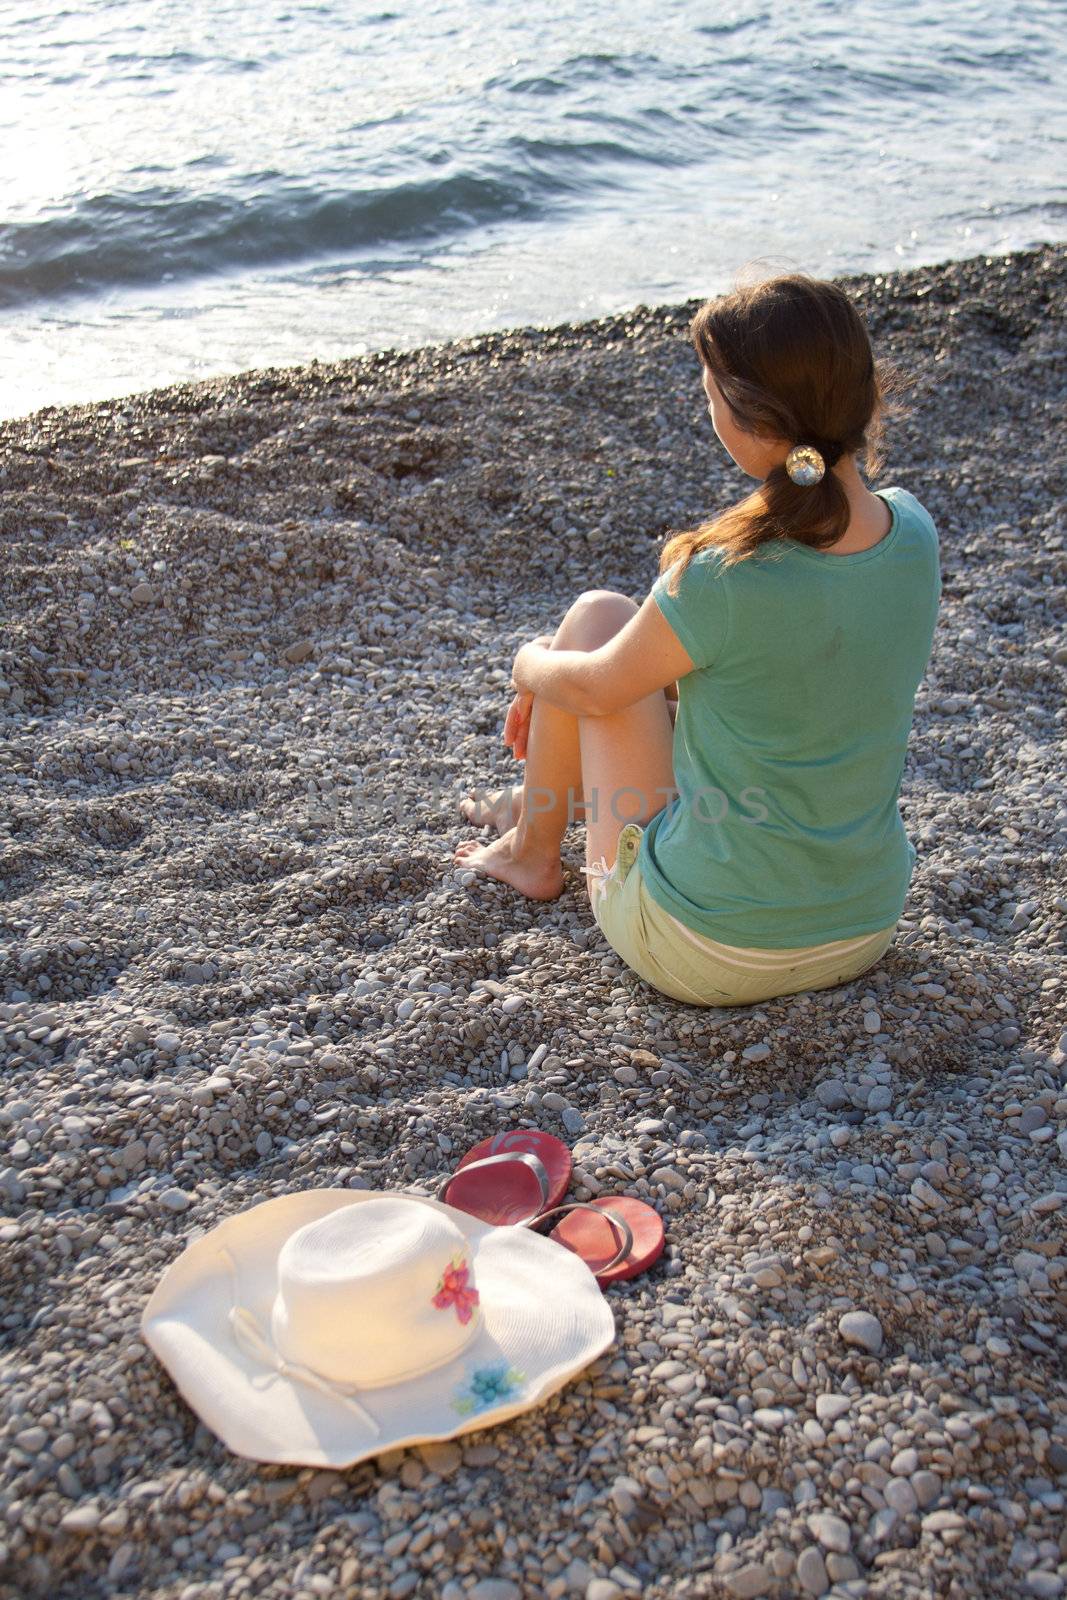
[451,1363,525,1417]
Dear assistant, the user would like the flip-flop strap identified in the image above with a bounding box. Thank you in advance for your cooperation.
[438,1150,551,1227]
[537,1202,634,1276]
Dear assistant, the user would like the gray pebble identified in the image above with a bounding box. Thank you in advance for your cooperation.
[723,1563,772,1598]
[1018,1105,1048,1134]
[1024,1575,1064,1598]
[884,1477,918,1516]
[806,1512,851,1553]
[838,1310,883,1355]
[796,1546,829,1596]
[912,1471,942,1508]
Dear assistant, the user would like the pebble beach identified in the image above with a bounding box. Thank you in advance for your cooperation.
[0,243,1065,1600]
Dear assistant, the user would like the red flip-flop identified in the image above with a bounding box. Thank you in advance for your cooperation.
[440,1131,572,1227]
[541,1196,665,1287]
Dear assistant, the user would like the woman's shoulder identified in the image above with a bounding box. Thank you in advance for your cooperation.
[655,542,730,597]
[686,543,732,575]
[879,484,940,547]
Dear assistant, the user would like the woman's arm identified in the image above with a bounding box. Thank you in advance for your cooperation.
[511,594,696,718]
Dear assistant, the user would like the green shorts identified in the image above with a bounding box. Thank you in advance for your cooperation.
[586,822,898,1008]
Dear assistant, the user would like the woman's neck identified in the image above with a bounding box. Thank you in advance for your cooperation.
[834,454,873,499]
[823,458,892,553]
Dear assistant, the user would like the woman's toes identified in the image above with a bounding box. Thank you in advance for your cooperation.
[454,832,564,902]
[457,786,521,833]
[458,791,495,828]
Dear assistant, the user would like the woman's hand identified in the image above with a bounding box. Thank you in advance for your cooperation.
[504,691,533,761]
[506,633,553,759]
[511,633,555,695]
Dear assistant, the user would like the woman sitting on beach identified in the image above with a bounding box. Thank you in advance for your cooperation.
[455,274,942,1007]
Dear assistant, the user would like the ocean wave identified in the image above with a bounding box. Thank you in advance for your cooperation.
[0,170,559,307]
[0,103,703,308]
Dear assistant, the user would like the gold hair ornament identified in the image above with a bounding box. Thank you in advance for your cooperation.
[785,445,826,486]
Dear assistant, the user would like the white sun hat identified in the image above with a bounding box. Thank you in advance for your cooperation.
[141,1188,616,1468]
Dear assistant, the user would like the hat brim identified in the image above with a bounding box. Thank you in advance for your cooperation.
[141,1189,615,1467]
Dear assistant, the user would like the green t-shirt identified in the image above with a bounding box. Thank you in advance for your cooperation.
[642,486,941,948]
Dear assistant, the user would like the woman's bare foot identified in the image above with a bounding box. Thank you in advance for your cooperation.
[458,784,522,834]
[453,827,564,901]
[459,784,587,835]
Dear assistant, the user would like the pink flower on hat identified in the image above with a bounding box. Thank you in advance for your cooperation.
[432,1257,479,1325]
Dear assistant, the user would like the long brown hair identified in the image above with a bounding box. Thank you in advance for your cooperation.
[660,274,896,589]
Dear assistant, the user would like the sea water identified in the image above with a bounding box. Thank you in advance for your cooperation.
[1,0,1063,418]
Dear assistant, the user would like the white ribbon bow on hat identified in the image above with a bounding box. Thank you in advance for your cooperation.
[219,1246,381,1434]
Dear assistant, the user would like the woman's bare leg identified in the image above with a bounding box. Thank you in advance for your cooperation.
[453,591,674,899]
[453,613,587,898]
[461,682,679,834]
